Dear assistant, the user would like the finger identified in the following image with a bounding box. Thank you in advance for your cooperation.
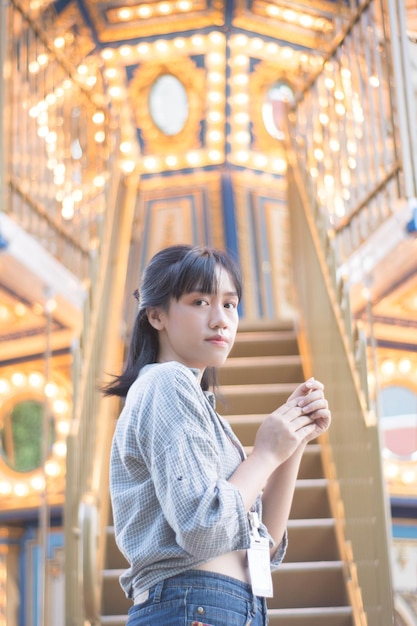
[272,399,302,417]
[286,398,300,409]
[287,379,313,401]
[287,407,305,422]
[306,409,332,424]
[294,414,316,431]
[304,378,324,392]
[297,391,324,408]
[288,378,324,401]
[298,389,327,404]
[300,399,328,415]
[299,422,318,441]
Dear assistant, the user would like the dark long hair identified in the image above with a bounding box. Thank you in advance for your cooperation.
[103,244,242,398]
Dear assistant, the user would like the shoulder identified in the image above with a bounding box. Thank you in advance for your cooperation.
[139,361,200,393]
[126,361,202,411]
[126,363,210,441]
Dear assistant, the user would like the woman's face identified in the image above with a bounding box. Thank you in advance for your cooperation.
[148,267,239,376]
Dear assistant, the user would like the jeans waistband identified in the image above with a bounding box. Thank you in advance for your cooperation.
[134,569,264,605]
[165,570,253,593]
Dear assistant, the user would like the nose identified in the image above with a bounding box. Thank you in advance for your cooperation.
[209,304,228,330]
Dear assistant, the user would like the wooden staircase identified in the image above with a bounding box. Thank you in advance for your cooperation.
[100,324,354,626]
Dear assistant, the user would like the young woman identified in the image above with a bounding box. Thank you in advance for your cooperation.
[105,244,331,626]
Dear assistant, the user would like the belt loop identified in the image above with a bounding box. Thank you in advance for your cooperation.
[153,580,164,603]
[250,593,256,618]
[261,596,268,622]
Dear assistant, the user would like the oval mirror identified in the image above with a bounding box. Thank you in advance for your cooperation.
[262,81,295,140]
[0,399,55,472]
[149,74,189,136]
[380,385,417,457]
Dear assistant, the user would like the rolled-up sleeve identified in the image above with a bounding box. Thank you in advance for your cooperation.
[270,529,288,570]
[151,431,251,559]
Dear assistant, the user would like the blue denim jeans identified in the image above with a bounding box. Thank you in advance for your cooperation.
[127,570,268,626]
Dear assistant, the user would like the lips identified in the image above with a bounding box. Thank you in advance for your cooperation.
[206,335,229,347]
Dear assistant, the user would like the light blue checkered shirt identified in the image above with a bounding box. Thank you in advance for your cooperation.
[110,361,287,599]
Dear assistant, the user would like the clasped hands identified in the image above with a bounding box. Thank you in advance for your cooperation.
[253,377,331,468]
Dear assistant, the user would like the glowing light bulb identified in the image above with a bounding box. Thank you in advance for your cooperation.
[15,483,29,497]
[29,372,44,388]
[53,441,67,457]
[45,382,59,398]
[93,111,105,124]
[0,482,12,495]
[398,359,411,374]
[120,160,136,173]
[380,360,395,376]
[45,461,60,477]
[11,373,26,387]
[118,8,132,19]
[31,475,45,490]
[0,380,10,394]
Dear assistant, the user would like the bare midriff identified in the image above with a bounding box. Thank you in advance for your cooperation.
[195,549,250,584]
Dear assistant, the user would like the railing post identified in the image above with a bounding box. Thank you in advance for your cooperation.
[386,0,417,197]
[0,0,8,215]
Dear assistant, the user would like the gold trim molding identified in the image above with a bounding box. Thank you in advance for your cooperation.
[129,56,205,155]
[250,60,292,155]
[0,367,71,510]
[91,0,224,42]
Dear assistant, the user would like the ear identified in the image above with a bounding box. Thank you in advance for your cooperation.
[146,307,165,330]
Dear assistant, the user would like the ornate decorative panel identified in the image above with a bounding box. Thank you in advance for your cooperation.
[135,172,225,268]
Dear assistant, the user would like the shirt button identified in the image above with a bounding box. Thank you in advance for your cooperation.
[197,606,205,615]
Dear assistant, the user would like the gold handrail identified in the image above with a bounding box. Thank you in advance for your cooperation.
[0,0,6,217]
[286,153,394,624]
[65,169,138,625]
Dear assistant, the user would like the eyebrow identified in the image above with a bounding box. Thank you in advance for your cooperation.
[189,288,239,297]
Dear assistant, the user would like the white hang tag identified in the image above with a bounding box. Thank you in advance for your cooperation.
[247,536,274,597]
[247,511,274,598]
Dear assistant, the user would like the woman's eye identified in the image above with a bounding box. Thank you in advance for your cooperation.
[225,301,238,309]
[195,299,208,306]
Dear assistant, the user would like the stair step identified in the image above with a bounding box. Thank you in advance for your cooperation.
[100,617,128,626]
[286,519,339,561]
[296,444,325,479]
[229,330,299,358]
[217,382,298,415]
[219,355,303,385]
[102,569,131,615]
[226,414,265,445]
[291,479,332,519]
[106,526,129,569]
[270,561,349,609]
[267,606,354,626]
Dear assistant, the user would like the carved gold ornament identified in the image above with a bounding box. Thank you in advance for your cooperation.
[129,57,205,155]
